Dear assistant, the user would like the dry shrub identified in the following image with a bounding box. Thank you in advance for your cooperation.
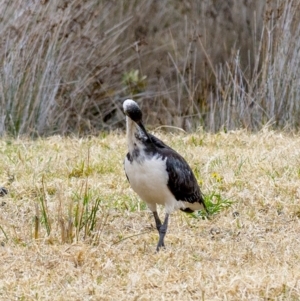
[0,0,298,135]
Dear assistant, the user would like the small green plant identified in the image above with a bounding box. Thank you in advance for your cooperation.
[122,69,147,95]
[205,192,234,215]
[33,146,107,244]
[35,180,106,244]
[36,176,52,237]
[68,160,94,178]
[190,192,234,219]
[73,189,103,242]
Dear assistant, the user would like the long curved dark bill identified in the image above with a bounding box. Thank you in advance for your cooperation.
[137,121,151,141]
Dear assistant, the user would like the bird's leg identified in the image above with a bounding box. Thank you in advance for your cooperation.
[155,213,169,252]
[153,211,162,232]
[152,211,165,251]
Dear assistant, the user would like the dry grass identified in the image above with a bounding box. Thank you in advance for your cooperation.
[0,130,300,300]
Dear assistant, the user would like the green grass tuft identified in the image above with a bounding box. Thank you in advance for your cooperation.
[188,192,234,219]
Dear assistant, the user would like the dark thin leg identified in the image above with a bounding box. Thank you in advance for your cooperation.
[153,211,162,231]
[152,213,169,252]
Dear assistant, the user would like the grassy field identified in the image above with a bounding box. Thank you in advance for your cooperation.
[1,2,299,299]
[0,130,300,300]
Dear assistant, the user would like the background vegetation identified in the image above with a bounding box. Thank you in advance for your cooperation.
[0,0,299,136]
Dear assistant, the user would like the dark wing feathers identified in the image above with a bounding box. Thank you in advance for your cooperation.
[165,151,204,204]
[148,134,205,207]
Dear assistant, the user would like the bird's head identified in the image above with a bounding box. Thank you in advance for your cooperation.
[123,99,143,124]
[123,99,151,141]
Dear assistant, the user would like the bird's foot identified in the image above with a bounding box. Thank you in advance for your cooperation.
[156,223,168,252]
[156,242,165,252]
[156,237,166,252]
[153,212,169,252]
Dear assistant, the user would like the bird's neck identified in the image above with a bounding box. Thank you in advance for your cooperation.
[126,116,140,153]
